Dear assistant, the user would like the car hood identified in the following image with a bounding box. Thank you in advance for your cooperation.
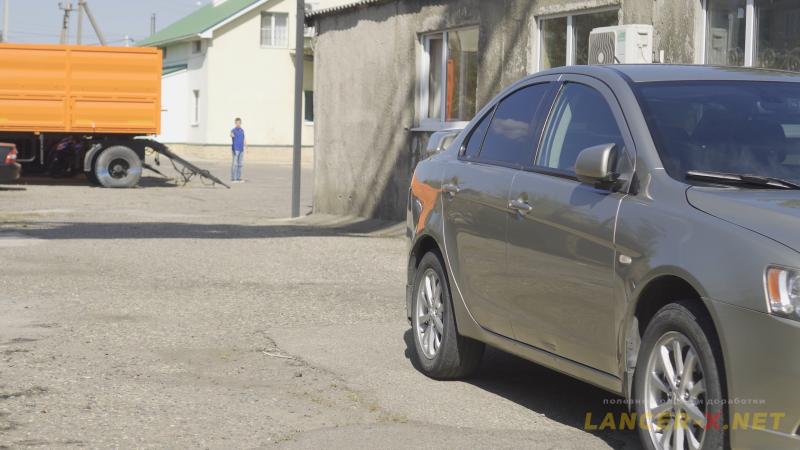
[687,187,800,252]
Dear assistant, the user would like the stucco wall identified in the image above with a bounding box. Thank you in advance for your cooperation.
[313,0,545,220]
[311,0,702,220]
[651,0,704,64]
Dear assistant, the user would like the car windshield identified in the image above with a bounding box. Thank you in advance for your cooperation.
[638,81,800,186]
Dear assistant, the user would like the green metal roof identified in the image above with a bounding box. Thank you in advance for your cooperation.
[162,64,189,76]
[138,0,263,47]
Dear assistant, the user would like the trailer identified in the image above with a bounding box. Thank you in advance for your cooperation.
[0,43,227,188]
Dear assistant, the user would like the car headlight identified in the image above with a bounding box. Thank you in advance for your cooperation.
[766,266,800,319]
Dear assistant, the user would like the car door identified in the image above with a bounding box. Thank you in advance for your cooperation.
[442,81,555,338]
[505,77,635,374]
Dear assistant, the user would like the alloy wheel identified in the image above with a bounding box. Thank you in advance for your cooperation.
[643,331,708,450]
[415,268,444,359]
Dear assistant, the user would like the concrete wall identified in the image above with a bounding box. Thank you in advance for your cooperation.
[651,0,705,64]
[313,0,546,220]
[311,0,704,220]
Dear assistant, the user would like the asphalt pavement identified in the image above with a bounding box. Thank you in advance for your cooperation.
[0,158,639,449]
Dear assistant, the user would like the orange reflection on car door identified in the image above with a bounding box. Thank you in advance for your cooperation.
[411,175,441,234]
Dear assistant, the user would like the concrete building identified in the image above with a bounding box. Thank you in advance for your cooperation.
[308,0,800,220]
[140,0,347,153]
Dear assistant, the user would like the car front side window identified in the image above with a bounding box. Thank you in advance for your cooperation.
[537,83,624,174]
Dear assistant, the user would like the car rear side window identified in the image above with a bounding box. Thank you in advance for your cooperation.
[477,83,551,166]
[537,83,624,173]
[461,108,493,159]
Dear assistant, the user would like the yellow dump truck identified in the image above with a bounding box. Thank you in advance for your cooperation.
[0,43,225,187]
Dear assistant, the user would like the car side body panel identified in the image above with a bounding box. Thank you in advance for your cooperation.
[409,66,800,446]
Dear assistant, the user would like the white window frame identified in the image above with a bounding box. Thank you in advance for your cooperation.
[535,7,620,72]
[702,0,757,66]
[417,27,478,130]
[261,12,289,48]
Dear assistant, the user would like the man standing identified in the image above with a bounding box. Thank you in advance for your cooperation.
[230,118,246,183]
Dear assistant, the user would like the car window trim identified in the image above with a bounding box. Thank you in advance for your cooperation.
[458,105,497,162]
[459,80,557,168]
[522,164,579,181]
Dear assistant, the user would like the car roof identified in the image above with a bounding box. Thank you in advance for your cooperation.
[533,64,800,84]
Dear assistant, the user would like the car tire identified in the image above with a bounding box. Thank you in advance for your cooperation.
[634,301,726,450]
[94,146,142,188]
[411,250,484,379]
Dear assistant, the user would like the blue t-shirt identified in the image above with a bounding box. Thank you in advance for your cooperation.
[231,127,245,152]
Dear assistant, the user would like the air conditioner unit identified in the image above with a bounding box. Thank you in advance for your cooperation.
[588,24,653,65]
[707,27,729,63]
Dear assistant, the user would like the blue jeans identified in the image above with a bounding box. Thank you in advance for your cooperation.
[231,150,244,181]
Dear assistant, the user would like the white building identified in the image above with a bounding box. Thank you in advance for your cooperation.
[140,0,342,150]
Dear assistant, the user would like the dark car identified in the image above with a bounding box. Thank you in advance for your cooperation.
[407,65,800,450]
[0,143,21,183]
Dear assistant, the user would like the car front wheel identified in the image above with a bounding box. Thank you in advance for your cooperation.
[634,302,726,450]
[410,251,484,379]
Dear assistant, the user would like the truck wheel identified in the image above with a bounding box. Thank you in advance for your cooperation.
[85,168,101,186]
[94,146,142,188]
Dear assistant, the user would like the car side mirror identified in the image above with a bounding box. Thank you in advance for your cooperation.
[424,129,461,159]
[575,143,620,188]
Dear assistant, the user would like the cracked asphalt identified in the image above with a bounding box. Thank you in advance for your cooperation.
[0,159,640,449]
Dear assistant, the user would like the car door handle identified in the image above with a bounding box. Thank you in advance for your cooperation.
[508,199,533,214]
[442,183,460,196]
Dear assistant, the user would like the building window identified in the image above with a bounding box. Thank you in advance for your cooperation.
[261,12,289,48]
[193,40,202,54]
[304,90,314,123]
[420,27,479,126]
[192,90,200,125]
[705,0,800,70]
[537,9,619,70]
[540,17,567,69]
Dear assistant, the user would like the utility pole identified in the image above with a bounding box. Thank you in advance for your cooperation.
[291,0,305,218]
[80,0,106,46]
[150,13,156,36]
[76,0,82,44]
[2,0,9,43]
[58,2,74,45]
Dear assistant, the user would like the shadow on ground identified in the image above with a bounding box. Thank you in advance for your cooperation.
[403,330,640,449]
[0,219,404,240]
[10,174,183,189]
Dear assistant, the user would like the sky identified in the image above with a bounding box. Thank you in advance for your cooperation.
[2,0,213,45]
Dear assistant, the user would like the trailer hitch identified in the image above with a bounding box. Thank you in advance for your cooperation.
[141,140,230,189]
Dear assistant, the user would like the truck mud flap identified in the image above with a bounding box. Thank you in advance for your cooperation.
[140,140,230,189]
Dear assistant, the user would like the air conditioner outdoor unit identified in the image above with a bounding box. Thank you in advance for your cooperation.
[588,24,654,65]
